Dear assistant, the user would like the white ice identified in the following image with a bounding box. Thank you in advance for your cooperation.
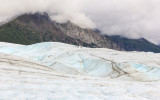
[0,42,160,100]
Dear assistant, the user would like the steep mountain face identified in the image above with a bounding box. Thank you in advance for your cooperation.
[53,22,116,48]
[0,13,119,49]
[0,13,97,47]
[105,35,160,53]
[0,13,160,52]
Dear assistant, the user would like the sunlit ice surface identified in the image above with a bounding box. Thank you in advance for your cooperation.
[0,42,160,100]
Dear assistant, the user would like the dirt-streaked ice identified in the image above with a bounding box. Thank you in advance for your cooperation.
[0,42,160,100]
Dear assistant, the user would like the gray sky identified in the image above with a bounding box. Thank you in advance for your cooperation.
[0,0,160,44]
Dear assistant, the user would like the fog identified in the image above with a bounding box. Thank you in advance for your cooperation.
[0,0,160,44]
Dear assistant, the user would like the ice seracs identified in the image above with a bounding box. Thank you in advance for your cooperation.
[0,42,160,81]
[0,42,160,100]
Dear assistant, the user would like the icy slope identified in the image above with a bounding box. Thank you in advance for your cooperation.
[0,42,160,81]
[1,52,160,100]
[0,42,160,100]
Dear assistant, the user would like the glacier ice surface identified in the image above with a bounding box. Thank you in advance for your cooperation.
[0,42,160,100]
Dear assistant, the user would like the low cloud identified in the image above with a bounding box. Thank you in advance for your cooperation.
[0,0,160,44]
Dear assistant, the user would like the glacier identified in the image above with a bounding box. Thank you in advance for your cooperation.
[0,42,160,100]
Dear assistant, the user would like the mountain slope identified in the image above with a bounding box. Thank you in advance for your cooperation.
[0,13,160,52]
[105,35,160,53]
[0,13,118,49]
[0,13,97,47]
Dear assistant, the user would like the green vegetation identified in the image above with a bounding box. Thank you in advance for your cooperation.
[0,21,42,45]
[0,13,160,53]
[105,36,160,53]
[0,13,99,48]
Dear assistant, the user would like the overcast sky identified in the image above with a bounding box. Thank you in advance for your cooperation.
[0,0,160,44]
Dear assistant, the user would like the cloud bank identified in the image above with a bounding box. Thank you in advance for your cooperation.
[0,0,160,44]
